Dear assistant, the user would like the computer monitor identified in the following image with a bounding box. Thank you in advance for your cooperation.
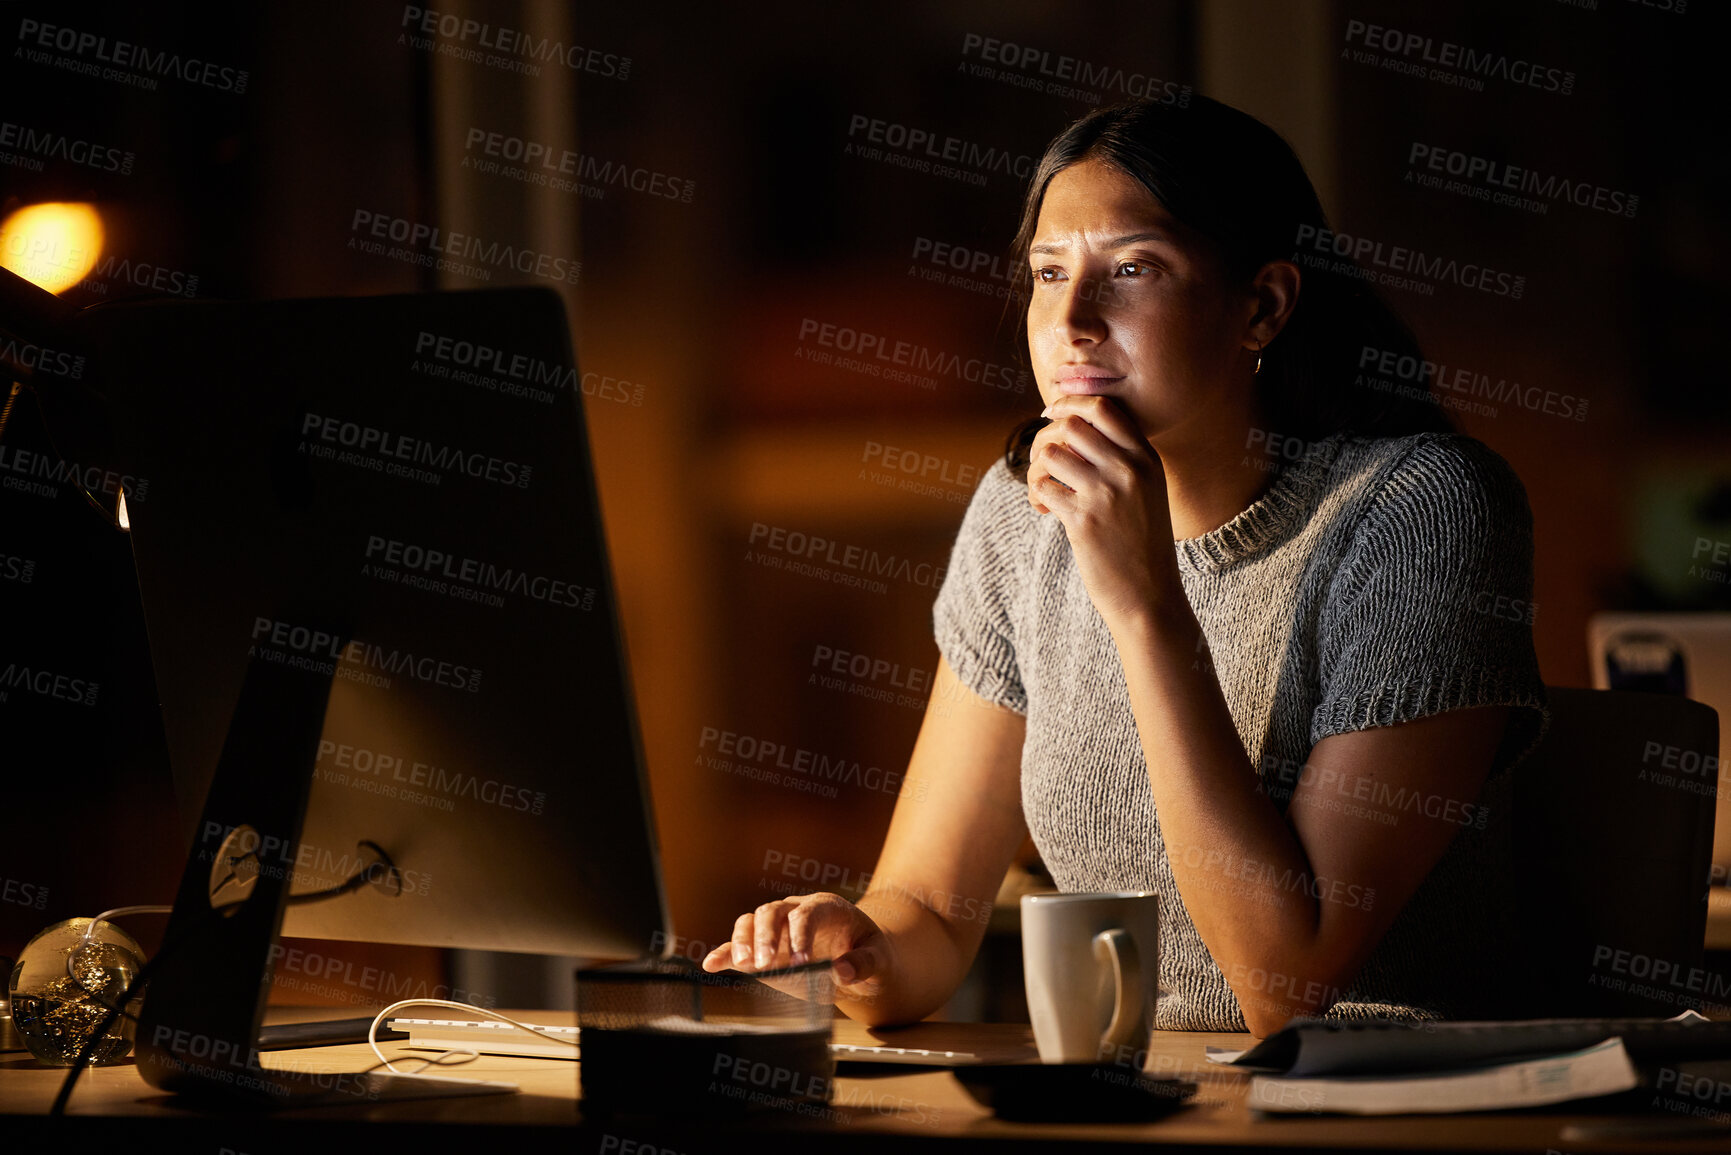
[0,360,183,965]
[46,285,668,1098]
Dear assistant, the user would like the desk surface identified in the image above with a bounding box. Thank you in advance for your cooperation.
[2,1009,1728,1154]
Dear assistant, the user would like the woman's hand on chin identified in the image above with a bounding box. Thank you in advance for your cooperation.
[1027,394,1185,630]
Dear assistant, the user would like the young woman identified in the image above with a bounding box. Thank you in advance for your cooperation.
[702,95,1548,1036]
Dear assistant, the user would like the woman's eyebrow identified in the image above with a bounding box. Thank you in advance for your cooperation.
[1029,230,1173,256]
[1102,230,1173,248]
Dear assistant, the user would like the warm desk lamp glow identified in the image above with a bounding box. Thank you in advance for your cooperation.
[0,203,104,295]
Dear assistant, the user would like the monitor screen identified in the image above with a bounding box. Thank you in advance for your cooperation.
[74,286,668,962]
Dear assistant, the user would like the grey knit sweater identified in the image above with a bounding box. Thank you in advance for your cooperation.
[933,431,1549,1030]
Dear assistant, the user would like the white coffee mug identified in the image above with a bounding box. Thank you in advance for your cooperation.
[1021,891,1159,1065]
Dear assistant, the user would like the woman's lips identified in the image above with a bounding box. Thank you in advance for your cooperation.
[1054,367,1124,395]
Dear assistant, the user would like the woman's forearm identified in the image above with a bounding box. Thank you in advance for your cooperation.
[834,890,975,1027]
[1110,602,1336,1031]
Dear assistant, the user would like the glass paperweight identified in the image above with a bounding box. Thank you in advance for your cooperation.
[8,918,146,1066]
[576,957,834,1120]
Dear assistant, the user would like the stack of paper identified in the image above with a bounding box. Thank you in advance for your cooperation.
[1205,1009,1731,1116]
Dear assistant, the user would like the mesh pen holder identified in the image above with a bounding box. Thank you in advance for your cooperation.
[576,957,834,1120]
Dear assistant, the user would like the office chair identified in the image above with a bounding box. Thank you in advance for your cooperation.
[1514,686,1720,1017]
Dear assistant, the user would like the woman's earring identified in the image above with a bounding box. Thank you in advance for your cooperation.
[1253,345,1264,375]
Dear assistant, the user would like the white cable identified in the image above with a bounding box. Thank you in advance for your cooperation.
[378,1049,483,1076]
[367,998,578,1075]
[80,905,175,946]
[67,906,175,987]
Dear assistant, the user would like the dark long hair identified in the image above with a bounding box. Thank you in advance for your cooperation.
[1003,95,1451,478]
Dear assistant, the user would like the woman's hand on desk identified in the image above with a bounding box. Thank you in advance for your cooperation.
[700,891,892,1004]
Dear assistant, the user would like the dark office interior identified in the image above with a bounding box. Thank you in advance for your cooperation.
[2,0,1729,1145]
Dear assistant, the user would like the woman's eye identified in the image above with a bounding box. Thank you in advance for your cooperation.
[1118,260,1150,277]
[1033,266,1063,283]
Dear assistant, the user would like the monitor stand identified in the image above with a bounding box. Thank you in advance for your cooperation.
[133,639,515,1106]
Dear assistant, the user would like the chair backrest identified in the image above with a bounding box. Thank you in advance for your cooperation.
[1514,686,1719,1017]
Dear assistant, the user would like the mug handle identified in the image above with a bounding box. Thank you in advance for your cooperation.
[1091,928,1143,1056]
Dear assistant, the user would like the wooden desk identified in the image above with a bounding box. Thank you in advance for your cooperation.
[2,1011,1728,1154]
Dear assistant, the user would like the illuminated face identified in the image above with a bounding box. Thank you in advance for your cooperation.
[1025,157,1258,441]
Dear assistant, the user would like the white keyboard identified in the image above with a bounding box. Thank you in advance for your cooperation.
[828,1042,980,1064]
[389,1017,580,1060]
[387,1017,979,1065]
